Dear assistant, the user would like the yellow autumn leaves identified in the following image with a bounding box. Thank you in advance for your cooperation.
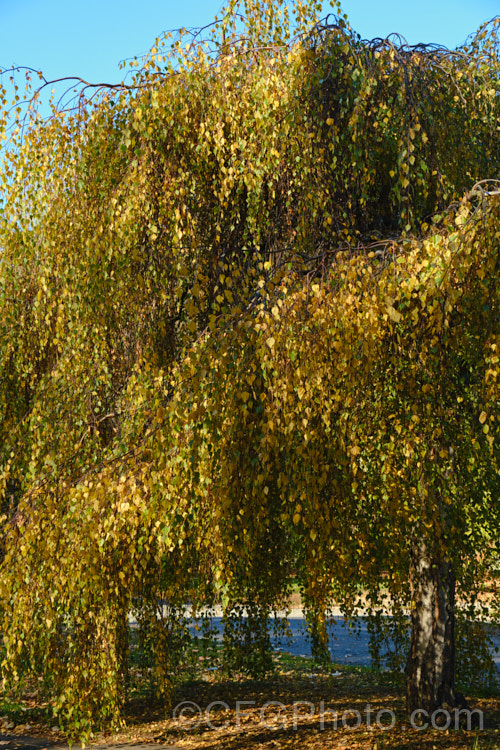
[0,0,499,738]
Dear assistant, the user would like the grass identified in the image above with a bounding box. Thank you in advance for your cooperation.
[116,650,500,750]
[1,645,499,749]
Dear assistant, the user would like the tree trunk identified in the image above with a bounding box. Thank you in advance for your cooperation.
[405,540,467,718]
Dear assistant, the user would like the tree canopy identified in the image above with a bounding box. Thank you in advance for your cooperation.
[0,0,499,738]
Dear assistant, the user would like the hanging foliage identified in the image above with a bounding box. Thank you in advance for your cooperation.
[0,0,499,737]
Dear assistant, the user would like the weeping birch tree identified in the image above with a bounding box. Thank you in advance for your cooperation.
[0,0,499,736]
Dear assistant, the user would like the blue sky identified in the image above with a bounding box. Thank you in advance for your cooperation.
[0,0,498,85]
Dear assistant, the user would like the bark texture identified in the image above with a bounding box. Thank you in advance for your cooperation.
[406,540,467,716]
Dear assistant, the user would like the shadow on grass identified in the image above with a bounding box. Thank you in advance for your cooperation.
[121,667,500,750]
